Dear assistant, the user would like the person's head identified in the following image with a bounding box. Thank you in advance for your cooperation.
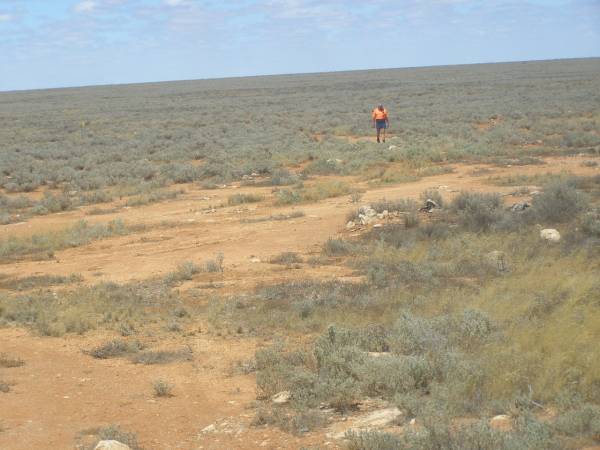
[378,104,384,111]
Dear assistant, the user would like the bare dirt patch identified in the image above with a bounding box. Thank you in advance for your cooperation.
[1,154,599,449]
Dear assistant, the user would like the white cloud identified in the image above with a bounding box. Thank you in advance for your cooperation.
[74,1,98,13]
[0,13,14,22]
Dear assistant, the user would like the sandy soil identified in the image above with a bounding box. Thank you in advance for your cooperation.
[1,155,598,450]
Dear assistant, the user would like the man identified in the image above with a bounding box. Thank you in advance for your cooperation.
[372,104,389,143]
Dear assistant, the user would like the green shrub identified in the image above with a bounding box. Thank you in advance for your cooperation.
[153,379,175,397]
[270,252,303,265]
[323,238,356,256]
[529,180,589,223]
[93,425,142,450]
[451,191,504,231]
[0,354,24,368]
[130,348,192,365]
[554,403,600,439]
[345,430,403,450]
[88,340,145,359]
[204,252,224,272]
[228,193,264,205]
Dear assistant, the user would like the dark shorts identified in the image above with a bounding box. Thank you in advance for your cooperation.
[376,119,387,130]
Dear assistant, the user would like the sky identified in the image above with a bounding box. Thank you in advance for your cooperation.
[0,0,599,91]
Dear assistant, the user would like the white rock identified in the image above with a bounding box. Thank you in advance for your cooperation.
[540,228,561,243]
[272,390,292,404]
[388,145,398,150]
[490,414,512,431]
[94,441,132,450]
[346,221,356,230]
[327,407,402,439]
[373,223,383,228]
[201,424,216,433]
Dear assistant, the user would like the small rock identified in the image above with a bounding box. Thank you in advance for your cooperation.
[373,223,383,228]
[409,418,416,426]
[510,202,530,212]
[530,190,541,196]
[490,414,512,431]
[367,352,388,358]
[201,424,216,434]
[419,199,439,212]
[346,221,356,230]
[94,441,132,450]
[352,407,402,428]
[272,390,291,404]
[250,257,261,263]
[388,145,398,150]
[540,228,561,243]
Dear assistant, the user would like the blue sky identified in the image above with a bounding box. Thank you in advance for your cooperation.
[0,0,598,91]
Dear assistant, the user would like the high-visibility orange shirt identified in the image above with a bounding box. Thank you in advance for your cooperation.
[372,108,388,120]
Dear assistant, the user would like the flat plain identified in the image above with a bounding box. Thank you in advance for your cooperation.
[1,58,600,450]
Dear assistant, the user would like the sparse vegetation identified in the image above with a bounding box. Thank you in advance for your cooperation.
[152,379,175,397]
[0,354,25,368]
[1,59,599,449]
[0,219,137,262]
[228,193,264,205]
[270,252,303,265]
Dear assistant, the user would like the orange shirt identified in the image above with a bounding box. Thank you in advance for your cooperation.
[372,108,388,120]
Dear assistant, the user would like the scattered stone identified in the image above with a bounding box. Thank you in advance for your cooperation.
[490,414,512,431]
[346,221,356,230]
[94,441,132,450]
[511,202,530,212]
[419,199,439,212]
[540,228,561,243]
[201,424,216,434]
[358,205,377,225]
[327,407,402,439]
[272,390,292,404]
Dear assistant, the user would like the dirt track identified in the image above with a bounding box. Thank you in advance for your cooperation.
[1,155,599,450]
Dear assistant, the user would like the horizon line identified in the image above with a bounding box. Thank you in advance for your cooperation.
[1,55,598,95]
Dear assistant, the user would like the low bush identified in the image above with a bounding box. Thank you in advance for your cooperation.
[345,430,403,450]
[165,261,200,285]
[270,252,303,265]
[0,354,25,368]
[228,193,264,205]
[529,180,589,223]
[130,348,192,365]
[90,425,142,450]
[451,191,504,231]
[204,252,224,273]
[153,379,175,397]
[87,340,145,359]
[323,238,357,256]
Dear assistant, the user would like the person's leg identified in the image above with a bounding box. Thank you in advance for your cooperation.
[376,126,381,143]
[382,127,386,143]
